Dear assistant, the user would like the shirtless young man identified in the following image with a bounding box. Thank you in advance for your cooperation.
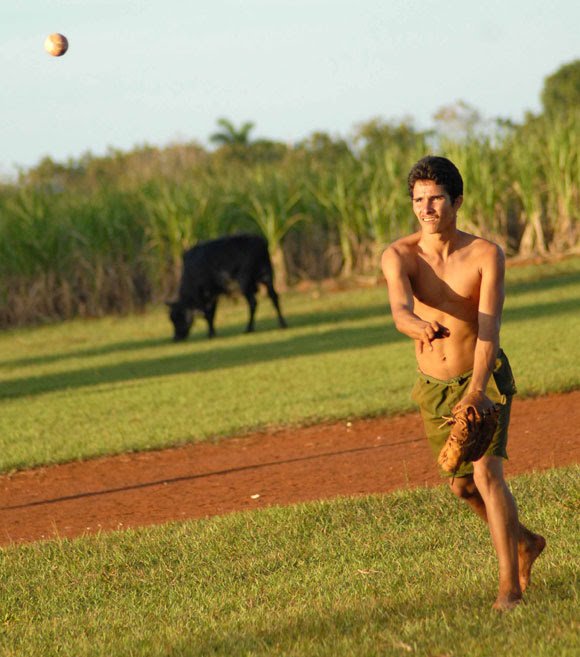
[382,155,545,611]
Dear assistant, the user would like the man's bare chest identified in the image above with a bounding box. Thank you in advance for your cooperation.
[410,258,481,312]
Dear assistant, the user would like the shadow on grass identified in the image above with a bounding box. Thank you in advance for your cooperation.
[1,295,577,401]
[506,269,580,296]
[173,588,511,657]
[3,265,579,371]
[0,321,403,400]
[502,295,580,322]
[0,303,389,369]
[0,337,171,370]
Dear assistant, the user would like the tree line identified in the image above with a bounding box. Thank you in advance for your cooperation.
[0,61,578,327]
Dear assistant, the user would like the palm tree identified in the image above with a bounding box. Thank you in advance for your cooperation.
[209,118,255,146]
[239,169,305,289]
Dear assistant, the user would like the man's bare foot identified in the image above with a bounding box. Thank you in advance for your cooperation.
[492,592,522,612]
[518,533,546,592]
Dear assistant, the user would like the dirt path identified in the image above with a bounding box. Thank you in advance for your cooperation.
[1,390,578,546]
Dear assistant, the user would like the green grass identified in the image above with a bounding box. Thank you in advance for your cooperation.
[1,260,578,656]
[1,257,580,473]
[1,466,578,657]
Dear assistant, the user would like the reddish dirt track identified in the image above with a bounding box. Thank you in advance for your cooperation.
[1,390,579,547]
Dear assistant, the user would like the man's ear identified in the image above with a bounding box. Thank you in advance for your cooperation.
[453,195,464,211]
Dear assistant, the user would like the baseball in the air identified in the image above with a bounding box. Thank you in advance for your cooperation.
[44,33,69,57]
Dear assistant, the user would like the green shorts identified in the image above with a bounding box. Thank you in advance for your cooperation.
[411,349,517,478]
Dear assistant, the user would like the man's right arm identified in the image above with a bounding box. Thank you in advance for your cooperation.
[381,246,444,353]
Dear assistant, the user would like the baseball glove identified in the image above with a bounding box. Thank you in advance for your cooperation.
[437,392,500,474]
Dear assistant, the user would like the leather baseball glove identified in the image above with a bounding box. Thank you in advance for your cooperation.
[437,392,500,474]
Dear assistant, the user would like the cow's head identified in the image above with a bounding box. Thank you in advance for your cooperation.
[166,301,194,341]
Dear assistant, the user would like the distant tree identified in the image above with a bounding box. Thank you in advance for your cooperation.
[294,131,352,165]
[245,139,288,163]
[352,116,423,157]
[432,100,482,142]
[19,156,80,192]
[209,118,255,146]
[541,59,580,119]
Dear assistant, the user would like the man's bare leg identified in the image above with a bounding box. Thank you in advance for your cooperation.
[472,457,521,610]
[450,461,545,606]
[517,524,546,592]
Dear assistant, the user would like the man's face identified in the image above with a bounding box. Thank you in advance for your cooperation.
[411,179,462,234]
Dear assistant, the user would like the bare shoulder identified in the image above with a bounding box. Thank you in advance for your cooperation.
[460,232,505,270]
[381,232,421,272]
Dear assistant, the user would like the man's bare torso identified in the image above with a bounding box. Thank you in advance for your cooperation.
[395,230,491,380]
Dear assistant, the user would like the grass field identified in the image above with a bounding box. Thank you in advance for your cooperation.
[1,466,578,657]
[1,257,579,656]
[1,256,579,473]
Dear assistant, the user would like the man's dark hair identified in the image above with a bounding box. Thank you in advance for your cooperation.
[407,156,463,203]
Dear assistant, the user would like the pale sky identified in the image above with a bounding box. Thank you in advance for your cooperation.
[2,0,578,178]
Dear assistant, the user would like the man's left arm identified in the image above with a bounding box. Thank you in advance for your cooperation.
[466,244,506,405]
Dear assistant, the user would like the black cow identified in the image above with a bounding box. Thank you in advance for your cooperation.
[167,234,287,340]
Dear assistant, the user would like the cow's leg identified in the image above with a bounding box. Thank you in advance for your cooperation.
[241,283,258,332]
[204,299,218,338]
[265,279,287,328]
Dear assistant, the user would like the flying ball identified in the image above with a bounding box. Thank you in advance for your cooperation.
[44,33,68,57]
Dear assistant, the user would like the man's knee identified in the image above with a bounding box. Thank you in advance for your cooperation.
[473,456,506,494]
[449,476,477,500]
